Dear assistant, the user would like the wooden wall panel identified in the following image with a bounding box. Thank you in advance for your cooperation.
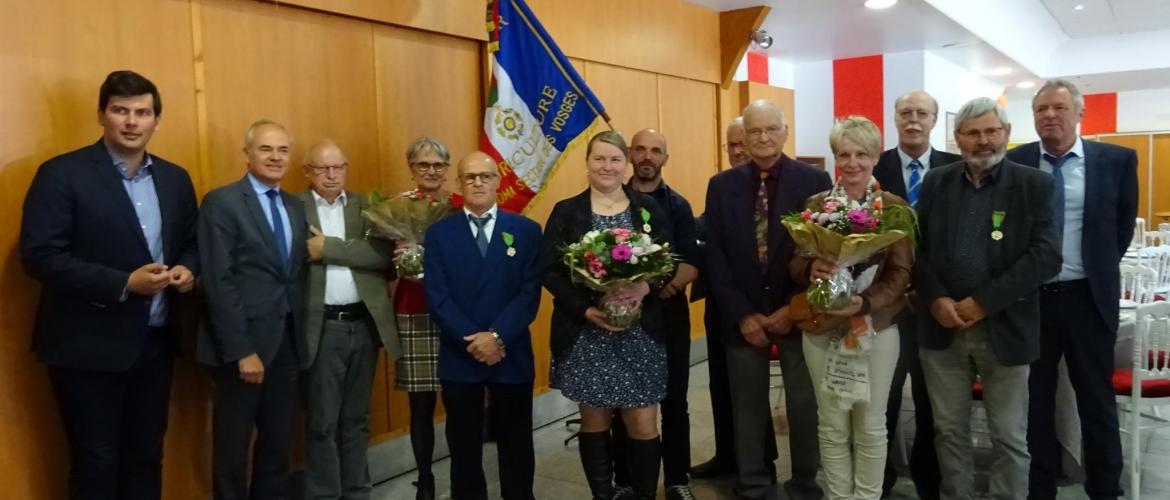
[199,0,381,194]
[718,85,740,171]
[1098,135,1152,221]
[1153,134,1170,223]
[738,81,797,157]
[272,0,486,41]
[657,75,717,215]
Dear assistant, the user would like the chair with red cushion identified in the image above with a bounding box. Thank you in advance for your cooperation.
[1114,301,1170,500]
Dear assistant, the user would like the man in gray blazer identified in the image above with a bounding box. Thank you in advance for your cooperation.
[914,98,1061,500]
[300,140,401,499]
[198,120,308,500]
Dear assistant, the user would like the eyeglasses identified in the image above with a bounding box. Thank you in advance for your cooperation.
[745,125,783,138]
[897,109,935,120]
[307,163,347,174]
[410,161,449,173]
[721,141,745,152]
[460,172,500,184]
[957,127,1005,140]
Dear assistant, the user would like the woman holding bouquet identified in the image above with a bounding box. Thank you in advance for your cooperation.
[541,131,673,500]
[392,137,459,500]
[789,116,913,500]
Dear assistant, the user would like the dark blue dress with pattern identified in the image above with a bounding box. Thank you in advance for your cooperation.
[550,209,668,408]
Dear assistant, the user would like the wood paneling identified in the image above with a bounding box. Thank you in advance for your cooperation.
[271,0,486,41]
[657,75,717,214]
[737,81,797,157]
[1098,134,1152,220]
[719,7,770,88]
[1153,134,1170,222]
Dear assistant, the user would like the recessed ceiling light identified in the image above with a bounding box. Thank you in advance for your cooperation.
[1016,80,1036,89]
[989,67,1013,76]
[1074,4,1085,11]
[864,0,897,9]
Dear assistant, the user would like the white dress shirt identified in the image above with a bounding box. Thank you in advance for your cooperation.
[465,204,499,243]
[897,146,935,192]
[313,190,362,305]
[1039,137,1087,281]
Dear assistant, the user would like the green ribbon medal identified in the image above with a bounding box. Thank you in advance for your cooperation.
[502,231,516,256]
[640,207,652,233]
[991,211,1005,241]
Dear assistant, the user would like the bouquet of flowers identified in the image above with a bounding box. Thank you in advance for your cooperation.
[563,219,676,328]
[781,179,916,314]
[362,189,455,279]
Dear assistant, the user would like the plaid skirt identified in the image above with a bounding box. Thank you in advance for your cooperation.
[394,313,441,392]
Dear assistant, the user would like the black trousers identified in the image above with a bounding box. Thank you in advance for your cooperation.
[441,380,535,500]
[49,327,175,500]
[1028,280,1123,499]
[211,329,300,500]
[883,313,940,500]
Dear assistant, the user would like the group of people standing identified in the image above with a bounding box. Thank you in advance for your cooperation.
[20,68,1137,500]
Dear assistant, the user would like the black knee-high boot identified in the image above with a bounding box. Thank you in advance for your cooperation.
[408,391,437,500]
[579,431,617,500]
[627,437,662,500]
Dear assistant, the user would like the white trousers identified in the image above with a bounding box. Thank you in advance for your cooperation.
[803,325,900,500]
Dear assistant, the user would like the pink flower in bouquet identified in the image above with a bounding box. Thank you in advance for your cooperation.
[823,199,841,212]
[611,244,633,262]
[587,257,607,278]
[800,210,813,221]
[816,212,831,224]
[611,228,631,243]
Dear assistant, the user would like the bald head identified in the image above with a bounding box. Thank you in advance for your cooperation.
[630,128,669,185]
[458,151,501,215]
[304,139,349,202]
[894,90,940,157]
[457,151,496,176]
[741,100,788,169]
[725,117,749,166]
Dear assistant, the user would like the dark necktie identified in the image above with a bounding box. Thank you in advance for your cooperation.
[754,172,769,268]
[907,159,923,207]
[1043,152,1074,237]
[470,213,492,257]
[265,189,289,268]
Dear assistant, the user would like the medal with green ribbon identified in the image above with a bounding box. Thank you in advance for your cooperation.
[640,207,652,233]
[991,211,1005,241]
[502,231,516,257]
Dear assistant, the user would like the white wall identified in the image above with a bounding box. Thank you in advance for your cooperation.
[922,51,1005,150]
[794,60,835,174]
[1004,96,1040,144]
[1118,88,1170,133]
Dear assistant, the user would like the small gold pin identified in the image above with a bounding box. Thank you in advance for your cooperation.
[506,247,517,257]
[991,230,1003,241]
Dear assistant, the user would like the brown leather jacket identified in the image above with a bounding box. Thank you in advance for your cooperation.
[788,190,915,333]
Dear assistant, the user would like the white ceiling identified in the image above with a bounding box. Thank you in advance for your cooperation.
[685,0,1170,95]
[1042,0,1170,38]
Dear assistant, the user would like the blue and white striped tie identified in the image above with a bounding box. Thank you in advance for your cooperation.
[907,159,923,207]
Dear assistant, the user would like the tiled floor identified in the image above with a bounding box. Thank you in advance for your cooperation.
[372,360,1170,499]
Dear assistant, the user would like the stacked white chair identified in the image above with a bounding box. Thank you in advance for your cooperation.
[1118,301,1170,500]
[1121,263,1159,308]
[1133,217,1148,249]
[1150,247,1170,295]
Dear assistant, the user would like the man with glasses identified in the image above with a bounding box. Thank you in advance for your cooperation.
[422,151,542,500]
[914,97,1061,500]
[299,140,401,499]
[873,90,960,500]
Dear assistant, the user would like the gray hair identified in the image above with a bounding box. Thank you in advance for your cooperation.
[1034,78,1085,113]
[954,97,1010,132]
[405,136,450,165]
[742,100,787,125]
[244,119,291,149]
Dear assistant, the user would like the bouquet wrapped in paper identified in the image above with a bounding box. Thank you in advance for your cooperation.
[563,225,676,328]
[781,178,916,322]
[362,189,455,279]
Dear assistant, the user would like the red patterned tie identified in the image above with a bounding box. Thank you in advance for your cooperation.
[754,172,769,268]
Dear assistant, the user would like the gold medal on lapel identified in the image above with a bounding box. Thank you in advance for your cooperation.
[991,211,1005,241]
[502,231,516,257]
[506,247,516,257]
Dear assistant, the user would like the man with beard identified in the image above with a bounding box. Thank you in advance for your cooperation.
[621,128,700,500]
[873,90,960,500]
[1007,79,1135,500]
[914,97,1061,500]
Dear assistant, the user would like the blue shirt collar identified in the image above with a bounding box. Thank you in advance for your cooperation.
[107,143,154,180]
[1040,137,1084,160]
[247,172,280,195]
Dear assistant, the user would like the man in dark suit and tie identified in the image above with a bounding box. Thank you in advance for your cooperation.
[21,70,199,500]
[1008,79,1137,500]
[197,120,308,500]
[300,140,401,499]
[705,100,832,500]
[915,97,1061,499]
[873,90,960,500]
[423,151,542,500]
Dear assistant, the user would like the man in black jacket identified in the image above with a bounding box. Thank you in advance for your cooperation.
[21,70,199,500]
[873,90,960,500]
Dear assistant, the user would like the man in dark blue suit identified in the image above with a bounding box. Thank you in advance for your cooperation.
[197,120,308,500]
[1008,79,1137,500]
[20,70,199,500]
[424,151,543,500]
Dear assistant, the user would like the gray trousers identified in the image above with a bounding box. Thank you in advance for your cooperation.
[305,317,379,500]
[726,332,823,500]
[920,323,1030,500]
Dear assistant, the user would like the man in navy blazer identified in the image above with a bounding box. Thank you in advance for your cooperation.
[872,90,961,500]
[705,100,832,500]
[1008,79,1137,500]
[424,151,542,500]
[197,120,308,500]
[20,70,199,500]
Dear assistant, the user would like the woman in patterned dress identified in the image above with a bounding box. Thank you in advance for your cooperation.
[541,131,673,500]
[392,136,459,500]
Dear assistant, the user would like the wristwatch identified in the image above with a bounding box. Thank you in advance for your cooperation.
[489,329,506,352]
